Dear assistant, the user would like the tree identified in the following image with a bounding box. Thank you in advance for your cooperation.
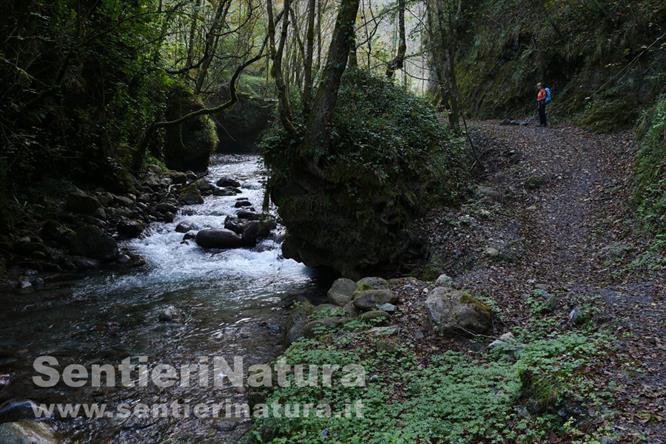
[386,0,406,78]
[303,0,362,158]
[426,0,463,131]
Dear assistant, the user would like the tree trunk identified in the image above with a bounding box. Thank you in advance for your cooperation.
[348,26,358,68]
[304,0,361,158]
[386,0,406,78]
[267,0,297,134]
[184,0,203,77]
[194,0,231,94]
[303,0,316,113]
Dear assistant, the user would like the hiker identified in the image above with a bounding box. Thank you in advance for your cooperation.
[536,82,548,127]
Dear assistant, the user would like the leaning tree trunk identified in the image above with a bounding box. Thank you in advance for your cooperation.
[303,0,362,158]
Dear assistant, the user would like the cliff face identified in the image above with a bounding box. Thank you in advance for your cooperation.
[454,0,666,131]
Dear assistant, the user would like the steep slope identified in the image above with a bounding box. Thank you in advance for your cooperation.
[455,0,666,131]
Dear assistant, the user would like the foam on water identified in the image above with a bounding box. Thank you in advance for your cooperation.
[76,154,311,297]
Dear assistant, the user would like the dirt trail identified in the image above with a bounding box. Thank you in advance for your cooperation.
[424,121,665,442]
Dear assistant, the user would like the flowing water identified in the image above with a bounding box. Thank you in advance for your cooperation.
[0,155,324,442]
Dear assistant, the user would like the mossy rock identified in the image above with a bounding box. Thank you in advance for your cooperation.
[263,70,468,278]
[164,84,219,172]
[359,310,391,324]
[425,288,494,336]
[519,369,563,413]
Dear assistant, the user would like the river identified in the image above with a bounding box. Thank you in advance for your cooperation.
[0,155,324,442]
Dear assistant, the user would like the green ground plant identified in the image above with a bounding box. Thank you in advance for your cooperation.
[251,300,615,443]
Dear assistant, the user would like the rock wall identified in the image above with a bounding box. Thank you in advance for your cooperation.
[211,93,275,153]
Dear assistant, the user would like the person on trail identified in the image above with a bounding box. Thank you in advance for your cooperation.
[536,82,548,127]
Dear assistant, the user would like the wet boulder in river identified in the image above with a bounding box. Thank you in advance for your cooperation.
[179,184,204,205]
[212,187,237,197]
[195,229,244,249]
[175,221,198,233]
[241,220,277,246]
[237,210,260,220]
[117,219,145,239]
[234,200,253,208]
[224,216,247,235]
[193,179,216,196]
[216,176,241,188]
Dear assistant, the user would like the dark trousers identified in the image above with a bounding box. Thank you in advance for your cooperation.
[538,101,547,126]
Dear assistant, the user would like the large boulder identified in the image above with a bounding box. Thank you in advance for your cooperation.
[224,216,247,235]
[356,277,389,291]
[195,229,243,249]
[327,278,357,306]
[70,225,118,261]
[164,85,219,172]
[425,287,493,336]
[241,220,276,246]
[284,301,314,345]
[117,219,144,239]
[216,176,241,188]
[302,317,346,337]
[179,183,204,205]
[353,289,398,311]
[263,70,468,277]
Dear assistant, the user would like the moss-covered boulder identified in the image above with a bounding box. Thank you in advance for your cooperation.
[164,85,218,172]
[425,287,493,336]
[263,70,469,277]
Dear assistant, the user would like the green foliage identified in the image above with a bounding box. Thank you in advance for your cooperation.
[263,69,469,276]
[0,0,169,197]
[576,95,640,133]
[635,95,666,249]
[251,327,612,443]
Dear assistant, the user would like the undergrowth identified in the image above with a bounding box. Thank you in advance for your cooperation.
[635,95,666,253]
[250,300,615,443]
